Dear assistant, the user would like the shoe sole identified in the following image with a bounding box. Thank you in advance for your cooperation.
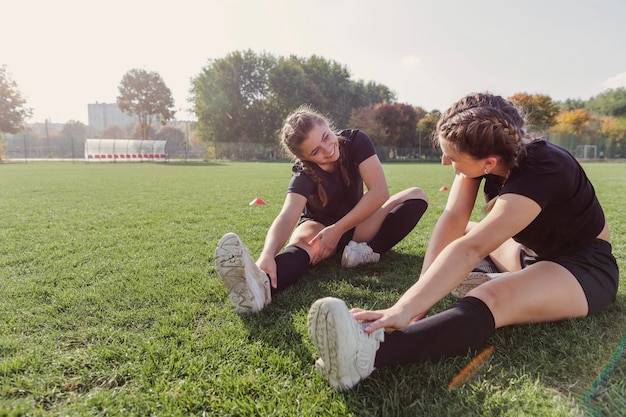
[214,233,270,313]
[452,272,504,298]
[308,297,381,391]
[308,297,353,390]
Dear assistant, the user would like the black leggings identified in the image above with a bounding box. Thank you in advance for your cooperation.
[374,296,496,368]
[368,198,428,254]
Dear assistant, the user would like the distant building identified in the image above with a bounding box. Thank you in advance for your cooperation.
[87,102,136,135]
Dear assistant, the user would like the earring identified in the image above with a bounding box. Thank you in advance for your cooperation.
[484,168,489,175]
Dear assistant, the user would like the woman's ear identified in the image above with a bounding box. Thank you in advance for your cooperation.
[484,156,498,174]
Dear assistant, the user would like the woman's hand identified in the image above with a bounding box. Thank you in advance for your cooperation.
[350,305,427,333]
[308,225,342,264]
[256,255,278,288]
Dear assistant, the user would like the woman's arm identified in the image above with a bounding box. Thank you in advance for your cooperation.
[309,154,389,262]
[257,192,307,286]
[420,173,480,274]
[355,192,542,332]
[334,154,390,234]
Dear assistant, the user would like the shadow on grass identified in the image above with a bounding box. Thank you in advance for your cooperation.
[236,250,424,370]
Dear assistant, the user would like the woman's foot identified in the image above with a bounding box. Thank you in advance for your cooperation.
[214,233,271,313]
[341,241,380,268]
[308,297,384,391]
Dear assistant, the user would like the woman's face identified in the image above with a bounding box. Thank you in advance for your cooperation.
[439,139,486,179]
[298,122,340,169]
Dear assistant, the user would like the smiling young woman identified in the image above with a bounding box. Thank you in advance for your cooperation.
[214,105,429,313]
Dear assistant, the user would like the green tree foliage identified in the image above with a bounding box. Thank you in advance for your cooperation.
[193,50,276,145]
[508,93,559,130]
[374,103,419,157]
[417,109,441,152]
[0,66,32,135]
[192,50,394,148]
[586,87,626,117]
[558,98,586,111]
[117,69,176,140]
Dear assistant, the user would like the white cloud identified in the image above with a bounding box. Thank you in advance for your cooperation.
[603,71,626,89]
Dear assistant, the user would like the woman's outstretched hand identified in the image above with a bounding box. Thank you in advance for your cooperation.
[351,306,429,333]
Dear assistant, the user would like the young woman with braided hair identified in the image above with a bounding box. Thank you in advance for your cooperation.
[215,105,428,313]
[307,93,619,391]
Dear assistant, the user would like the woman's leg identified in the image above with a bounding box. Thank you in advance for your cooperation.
[367,198,428,254]
[376,262,588,367]
[270,221,324,294]
[470,261,589,327]
[465,221,524,272]
[340,188,428,268]
[352,187,427,243]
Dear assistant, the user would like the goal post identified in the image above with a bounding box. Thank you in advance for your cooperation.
[574,145,597,160]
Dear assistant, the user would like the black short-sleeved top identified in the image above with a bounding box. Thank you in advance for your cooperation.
[287,129,377,226]
[483,139,605,260]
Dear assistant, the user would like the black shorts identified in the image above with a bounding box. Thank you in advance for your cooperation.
[521,239,619,315]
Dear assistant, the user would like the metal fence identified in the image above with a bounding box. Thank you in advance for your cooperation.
[3,135,624,162]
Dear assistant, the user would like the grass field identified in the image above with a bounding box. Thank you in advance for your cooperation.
[0,161,624,416]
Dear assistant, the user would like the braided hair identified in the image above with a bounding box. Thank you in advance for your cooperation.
[434,93,533,170]
[280,105,350,206]
[435,93,539,212]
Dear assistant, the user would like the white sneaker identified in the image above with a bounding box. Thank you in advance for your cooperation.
[341,241,380,268]
[214,233,271,313]
[451,272,507,298]
[308,297,384,391]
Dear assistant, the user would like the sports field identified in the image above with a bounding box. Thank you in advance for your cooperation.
[1,161,624,416]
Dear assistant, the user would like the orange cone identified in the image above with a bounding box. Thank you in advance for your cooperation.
[249,198,267,206]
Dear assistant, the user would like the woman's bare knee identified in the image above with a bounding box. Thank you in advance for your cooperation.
[403,187,428,203]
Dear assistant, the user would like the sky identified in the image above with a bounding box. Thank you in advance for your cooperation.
[2,0,626,125]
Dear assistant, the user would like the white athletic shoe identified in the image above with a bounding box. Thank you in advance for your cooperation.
[308,297,384,391]
[214,233,271,313]
[341,241,380,268]
[451,272,507,298]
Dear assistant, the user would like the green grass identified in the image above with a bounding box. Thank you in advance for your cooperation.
[0,161,624,416]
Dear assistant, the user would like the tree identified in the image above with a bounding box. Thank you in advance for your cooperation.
[193,50,276,150]
[117,69,176,140]
[192,51,397,160]
[600,116,626,156]
[100,124,126,139]
[130,123,156,140]
[1,66,32,159]
[551,109,592,136]
[348,105,385,142]
[586,87,626,117]
[374,103,418,158]
[156,126,186,158]
[558,98,586,111]
[508,93,559,130]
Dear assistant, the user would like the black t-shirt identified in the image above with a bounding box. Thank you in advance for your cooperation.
[483,140,605,259]
[287,129,377,226]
